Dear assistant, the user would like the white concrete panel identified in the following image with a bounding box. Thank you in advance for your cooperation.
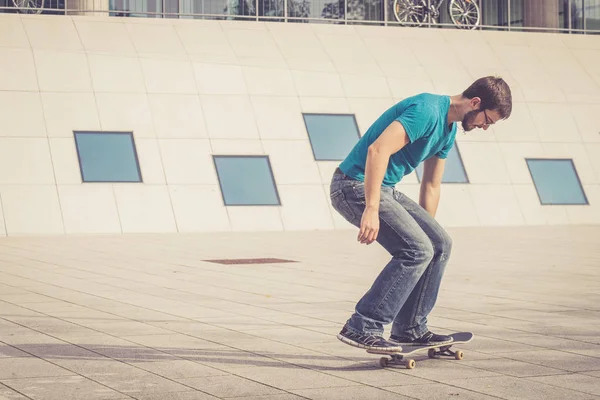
[534,47,600,98]
[95,93,155,137]
[346,98,393,135]
[194,63,247,95]
[491,102,540,142]
[21,16,82,51]
[148,94,207,139]
[49,138,82,185]
[315,33,381,75]
[469,185,524,226]
[261,140,322,185]
[292,71,345,97]
[571,49,600,91]
[269,25,332,72]
[34,50,92,92]
[386,77,436,101]
[223,28,285,66]
[435,185,480,228]
[41,92,100,138]
[159,139,216,185]
[58,185,121,234]
[242,66,296,96]
[124,22,187,57]
[0,195,5,236]
[200,95,259,139]
[250,96,306,140]
[569,104,600,144]
[279,185,334,231]
[360,39,422,76]
[0,15,28,48]
[512,184,550,226]
[299,97,349,114]
[1,185,64,235]
[340,75,391,98]
[141,58,197,95]
[210,139,264,155]
[542,143,598,185]
[174,22,237,63]
[567,185,600,225]
[586,144,600,184]
[323,184,355,230]
[169,185,230,232]
[0,92,46,137]
[134,138,166,185]
[0,48,38,91]
[0,138,55,185]
[458,142,511,184]
[498,142,545,184]
[227,207,283,232]
[527,103,581,143]
[74,20,137,55]
[396,183,420,204]
[114,185,177,233]
[88,54,145,93]
[317,162,340,185]
[562,34,600,50]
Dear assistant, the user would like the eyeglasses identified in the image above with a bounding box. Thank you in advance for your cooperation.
[482,109,494,126]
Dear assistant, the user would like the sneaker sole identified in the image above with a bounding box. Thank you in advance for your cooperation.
[337,334,402,352]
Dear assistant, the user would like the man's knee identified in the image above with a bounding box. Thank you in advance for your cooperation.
[435,229,452,258]
[408,240,435,266]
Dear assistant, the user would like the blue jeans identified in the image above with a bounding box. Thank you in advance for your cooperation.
[330,168,452,339]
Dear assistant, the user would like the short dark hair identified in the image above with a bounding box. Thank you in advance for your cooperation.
[463,76,512,120]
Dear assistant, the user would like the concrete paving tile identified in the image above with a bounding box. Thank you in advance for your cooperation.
[225,395,308,400]
[130,391,219,400]
[1,375,125,400]
[445,375,599,400]
[0,383,30,399]
[581,370,600,378]
[65,335,178,363]
[132,359,228,379]
[528,373,600,396]
[226,365,361,390]
[121,333,225,351]
[314,360,432,386]
[176,375,283,397]
[291,386,413,400]
[0,343,31,358]
[386,383,504,399]
[386,359,502,382]
[502,349,600,372]
[0,357,74,379]
[80,321,175,337]
[461,357,565,377]
[87,369,193,396]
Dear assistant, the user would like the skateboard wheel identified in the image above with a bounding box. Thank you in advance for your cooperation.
[405,359,416,369]
[455,351,464,360]
[379,357,389,367]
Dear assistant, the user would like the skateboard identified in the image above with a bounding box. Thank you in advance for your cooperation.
[366,332,474,369]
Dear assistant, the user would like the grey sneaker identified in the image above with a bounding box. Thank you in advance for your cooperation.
[390,330,453,346]
[337,323,402,352]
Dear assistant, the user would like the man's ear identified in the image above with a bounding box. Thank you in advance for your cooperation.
[469,96,482,110]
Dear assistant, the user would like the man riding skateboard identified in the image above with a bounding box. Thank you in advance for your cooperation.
[330,76,512,352]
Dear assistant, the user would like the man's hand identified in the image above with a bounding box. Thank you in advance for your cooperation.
[358,206,379,244]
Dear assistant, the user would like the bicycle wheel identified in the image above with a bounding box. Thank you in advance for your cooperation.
[12,0,44,13]
[393,0,428,27]
[448,0,480,29]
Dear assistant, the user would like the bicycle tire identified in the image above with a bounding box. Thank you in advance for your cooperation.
[448,0,480,29]
[393,0,428,27]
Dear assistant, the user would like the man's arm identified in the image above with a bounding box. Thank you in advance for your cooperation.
[358,121,410,244]
[419,156,446,218]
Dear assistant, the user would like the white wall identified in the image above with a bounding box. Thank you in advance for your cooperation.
[0,14,599,236]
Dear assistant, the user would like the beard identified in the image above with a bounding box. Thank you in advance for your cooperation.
[461,109,480,132]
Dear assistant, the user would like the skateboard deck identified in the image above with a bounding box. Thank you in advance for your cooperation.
[366,332,474,369]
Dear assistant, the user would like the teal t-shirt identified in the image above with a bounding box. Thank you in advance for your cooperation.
[338,93,457,187]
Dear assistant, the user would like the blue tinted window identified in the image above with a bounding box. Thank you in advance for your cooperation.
[303,114,361,161]
[416,143,468,183]
[74,132,141,182]
[526,159,588,205]
[213,156,280,206]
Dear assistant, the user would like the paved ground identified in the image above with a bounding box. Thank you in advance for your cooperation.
[0,225,599,400]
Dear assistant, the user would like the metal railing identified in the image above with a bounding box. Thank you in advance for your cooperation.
[1,0,599,35]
